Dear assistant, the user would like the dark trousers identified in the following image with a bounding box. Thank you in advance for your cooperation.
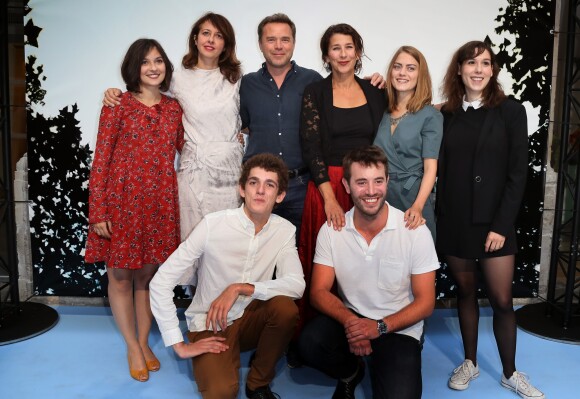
[273,173,309,244]
[298,314,423,399]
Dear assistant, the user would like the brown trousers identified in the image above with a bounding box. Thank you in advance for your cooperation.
[188,296,299,399]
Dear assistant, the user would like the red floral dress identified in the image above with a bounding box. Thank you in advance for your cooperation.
[85,92,185,269]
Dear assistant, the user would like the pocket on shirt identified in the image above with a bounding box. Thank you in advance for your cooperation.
[377,259,404,291]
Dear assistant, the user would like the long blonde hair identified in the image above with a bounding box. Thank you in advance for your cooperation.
[385,46,432,113]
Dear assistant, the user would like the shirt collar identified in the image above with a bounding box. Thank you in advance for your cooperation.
[237,204,273,233]
[260,60,297,77]
[462,95,483,111]
[345,202,396,233]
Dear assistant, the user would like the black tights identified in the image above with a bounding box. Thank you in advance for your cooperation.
[446,255,516,379]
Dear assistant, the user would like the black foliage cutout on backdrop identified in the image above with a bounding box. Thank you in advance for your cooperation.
[436,0,554,298]
[25,12,107,296]
[24,0,552,298]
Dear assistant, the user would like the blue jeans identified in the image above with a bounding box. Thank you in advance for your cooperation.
[273,173,309,244]
[298,314,422,399]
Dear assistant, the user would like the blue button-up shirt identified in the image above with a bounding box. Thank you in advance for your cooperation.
[240,61,322,169]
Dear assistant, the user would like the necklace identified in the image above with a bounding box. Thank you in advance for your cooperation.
[390,112,408,125]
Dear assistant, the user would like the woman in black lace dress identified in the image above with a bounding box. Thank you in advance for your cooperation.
[296,23,387,329]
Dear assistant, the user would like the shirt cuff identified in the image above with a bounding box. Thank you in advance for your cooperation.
[252,282,268,300]
[160,327,185,347]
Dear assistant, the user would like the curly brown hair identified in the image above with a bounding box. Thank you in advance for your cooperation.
[239,154,289,195]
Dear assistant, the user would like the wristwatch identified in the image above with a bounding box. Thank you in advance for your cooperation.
[377,319,388,336]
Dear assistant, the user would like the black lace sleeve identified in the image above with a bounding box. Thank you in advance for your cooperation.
[300,85,328,185]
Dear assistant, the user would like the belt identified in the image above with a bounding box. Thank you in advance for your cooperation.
[288,167,309,179]
[388,171,422,190]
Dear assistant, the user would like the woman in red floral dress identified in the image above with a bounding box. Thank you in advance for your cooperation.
[85,39,227,382]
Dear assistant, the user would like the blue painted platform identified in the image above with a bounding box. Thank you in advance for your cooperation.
[0,306,575,398]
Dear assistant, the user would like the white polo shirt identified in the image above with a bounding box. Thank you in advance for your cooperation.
[314,203,439,341]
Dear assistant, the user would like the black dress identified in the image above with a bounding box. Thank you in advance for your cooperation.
[436,106,517,258]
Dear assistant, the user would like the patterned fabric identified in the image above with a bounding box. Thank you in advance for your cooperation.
[85,92,184,269]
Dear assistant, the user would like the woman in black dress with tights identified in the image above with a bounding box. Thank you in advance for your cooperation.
[437,41,544,399]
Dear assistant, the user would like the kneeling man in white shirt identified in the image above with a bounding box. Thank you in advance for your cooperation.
[150,153,305,399]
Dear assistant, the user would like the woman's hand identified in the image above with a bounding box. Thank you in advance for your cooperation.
[103,88,122,107]
[173,337,229,358]
[404,205,426,230]
[485,231,505,252]
[364,72,386,89]
[237,128,249,146]
[324,197,346,231]
[92,221,112,239]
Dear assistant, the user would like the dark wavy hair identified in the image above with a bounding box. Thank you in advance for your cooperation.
[239,153,289,195]
[182,12,241,83]
[343,145,389,183]
[441,40,506,111]
[121,38,173,93]
[320,23,364,74]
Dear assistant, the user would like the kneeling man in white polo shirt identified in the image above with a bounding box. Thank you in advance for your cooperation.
[298,145,439,399]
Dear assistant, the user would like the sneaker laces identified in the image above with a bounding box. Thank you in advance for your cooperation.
[452,361,475,380]
[511,371,533,394]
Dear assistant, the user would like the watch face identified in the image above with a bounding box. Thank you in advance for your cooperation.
[377,320,387,335]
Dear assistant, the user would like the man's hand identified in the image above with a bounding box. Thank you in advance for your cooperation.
[345,317,379,343]
[206,284,241,333]
[349,339,373,356]
[173,337,229,358]
[103,88,122,107]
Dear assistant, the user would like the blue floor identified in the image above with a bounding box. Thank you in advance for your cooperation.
[0,305,577,398]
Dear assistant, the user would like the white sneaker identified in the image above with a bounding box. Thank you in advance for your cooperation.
[501,371,545,399]
[448,359,480,390]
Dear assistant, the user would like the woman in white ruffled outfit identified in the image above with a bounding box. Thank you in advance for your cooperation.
[173,13,243,285]
[173,14,242,241]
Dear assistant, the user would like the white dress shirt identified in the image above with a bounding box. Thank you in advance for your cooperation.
[462,96,483,111]
[150,205,305,347]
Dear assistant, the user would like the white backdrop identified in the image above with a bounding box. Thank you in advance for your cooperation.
[26,0,529,149]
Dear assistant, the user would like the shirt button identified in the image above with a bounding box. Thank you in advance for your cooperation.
[279,132,282,135]
[277,94,280,98]
[279,152,283,155]
[475,176,482,183]
[278,113,281,116]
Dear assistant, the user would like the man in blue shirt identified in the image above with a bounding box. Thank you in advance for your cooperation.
[240,13,322,238]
